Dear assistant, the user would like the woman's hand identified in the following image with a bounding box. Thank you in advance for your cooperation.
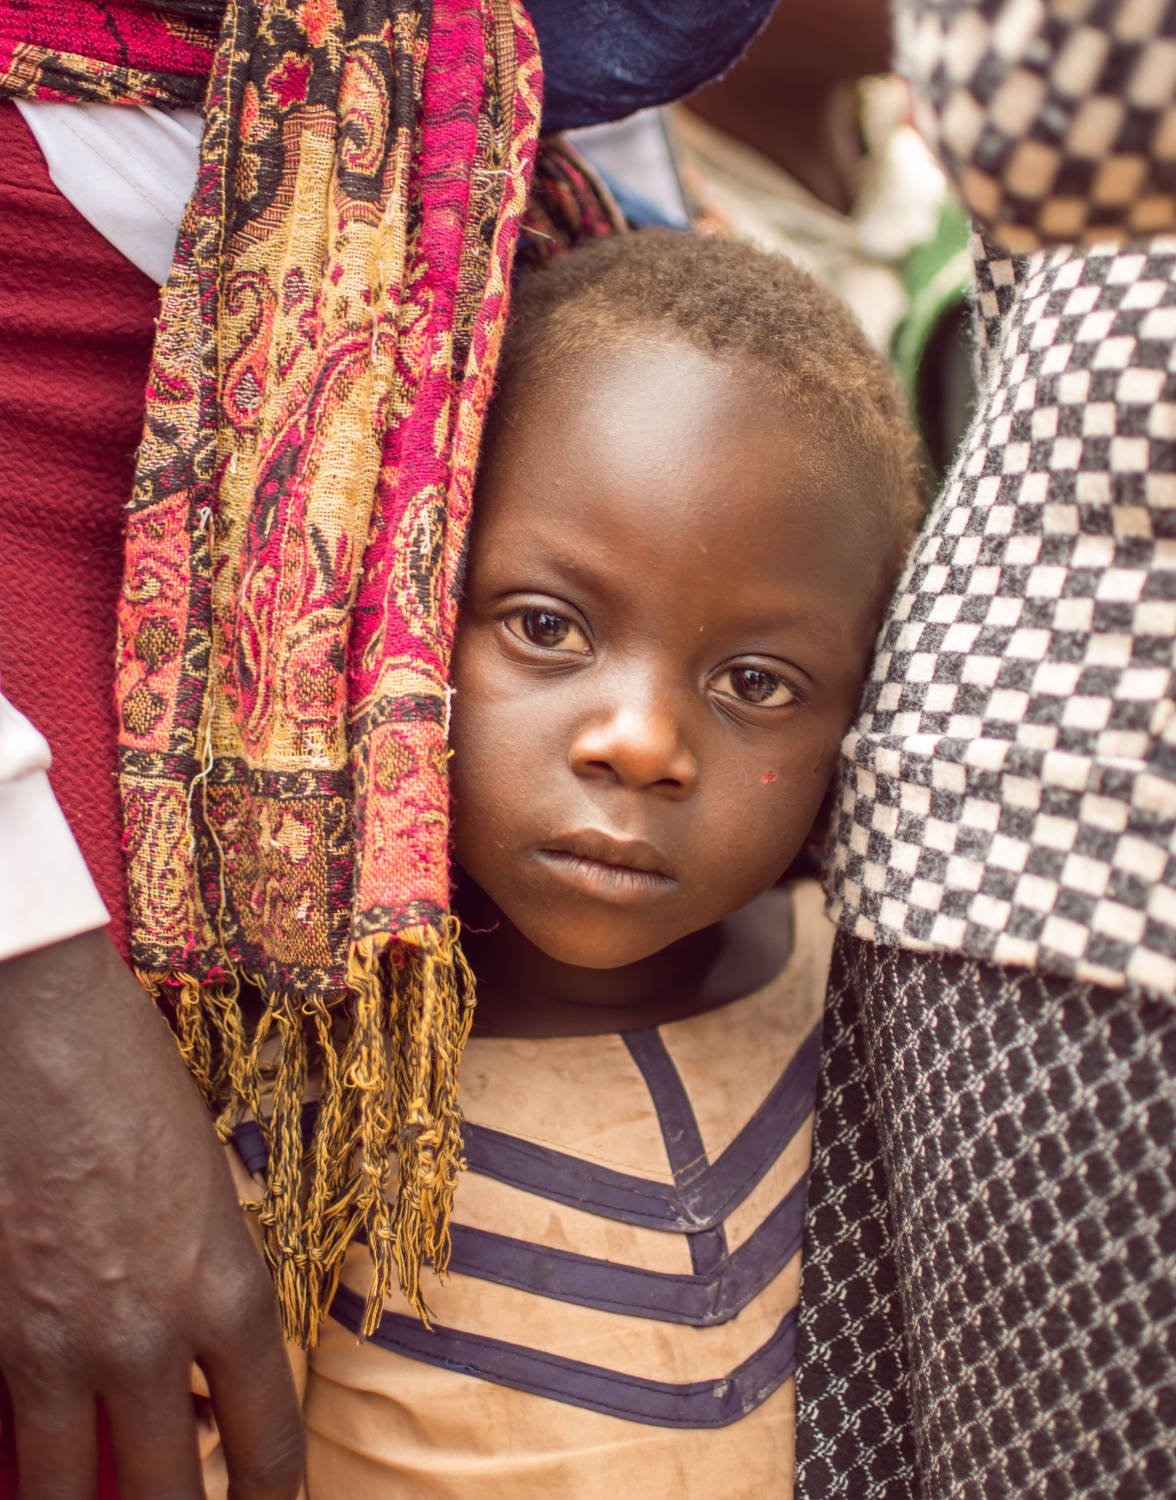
[0,928,304,1499]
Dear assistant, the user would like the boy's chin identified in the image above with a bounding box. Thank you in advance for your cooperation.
[521,913,682,972]
[453,866,705,973]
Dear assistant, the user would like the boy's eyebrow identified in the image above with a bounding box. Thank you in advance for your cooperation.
[496,544,615,593]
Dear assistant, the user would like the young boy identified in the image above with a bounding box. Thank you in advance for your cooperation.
[218,229,922,1498]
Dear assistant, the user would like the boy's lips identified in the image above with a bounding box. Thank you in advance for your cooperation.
[534,830,677,901]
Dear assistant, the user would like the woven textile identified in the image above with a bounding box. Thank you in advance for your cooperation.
[806,1,1176,1493]
[827,225,1176,996]
[797,935,1176,1498]
[0,0,219,105]
[901,0,1176,252]
[827,0,1176,1003]
[124,0,542,1347]
[0,0,621,1346]
[0,101,159,956]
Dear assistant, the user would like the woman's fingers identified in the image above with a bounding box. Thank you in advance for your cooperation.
[7,1379,97,1500]
[0,931,301,1497]
[198,1324,304,1500]
[102,1363,205,1500]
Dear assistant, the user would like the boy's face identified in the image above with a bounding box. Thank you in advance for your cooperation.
[451,336,892,971]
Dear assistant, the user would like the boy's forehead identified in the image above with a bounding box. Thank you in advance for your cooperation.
[486,335,888,550]
[539,332,752,425]
[477,336,896,628]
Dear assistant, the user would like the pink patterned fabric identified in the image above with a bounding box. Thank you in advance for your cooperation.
[0,0,218,105]
[1,0,622,1344]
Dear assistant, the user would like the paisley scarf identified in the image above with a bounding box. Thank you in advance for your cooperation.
[1,0,621,1344]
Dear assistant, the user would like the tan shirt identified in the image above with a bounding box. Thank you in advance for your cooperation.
[289,881,835,1499]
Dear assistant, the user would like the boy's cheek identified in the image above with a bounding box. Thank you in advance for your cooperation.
[714,775,829,888]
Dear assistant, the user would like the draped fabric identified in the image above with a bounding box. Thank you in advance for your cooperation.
[0,0,220,105]
[801,0,1176,1492]
[0,0,622,1345]
[0,0,783,130]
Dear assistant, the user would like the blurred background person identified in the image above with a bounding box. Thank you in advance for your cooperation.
[673,0,975,484]
[572,0,976,484]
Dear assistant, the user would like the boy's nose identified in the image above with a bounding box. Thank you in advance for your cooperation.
[568,696,698,797]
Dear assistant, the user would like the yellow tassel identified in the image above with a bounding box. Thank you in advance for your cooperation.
[170,976,216,1102]
[139,924,475,1347]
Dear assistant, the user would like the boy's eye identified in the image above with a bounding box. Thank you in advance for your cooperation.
[713,666,797,707]
[505,607,590,654]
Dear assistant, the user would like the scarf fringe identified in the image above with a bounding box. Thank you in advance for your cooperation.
[141,924,475,1345]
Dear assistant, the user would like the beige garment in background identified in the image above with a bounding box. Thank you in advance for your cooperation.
[199,881,833,1498]
[670,79,951,352]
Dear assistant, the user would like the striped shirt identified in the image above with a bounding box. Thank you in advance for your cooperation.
[234,881,832,1498]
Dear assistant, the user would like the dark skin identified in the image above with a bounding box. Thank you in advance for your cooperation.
[685,0,894,215]
[451,337,894,1037]
[0,335,890,1488]
[0,928,304,1499]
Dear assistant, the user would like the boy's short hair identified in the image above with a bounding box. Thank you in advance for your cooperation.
[497,228,925,570]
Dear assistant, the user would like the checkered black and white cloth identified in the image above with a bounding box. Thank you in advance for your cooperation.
[800,2,1176,1496]
[828,0,1176,1001]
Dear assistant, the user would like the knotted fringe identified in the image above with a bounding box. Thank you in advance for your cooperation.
[141,925,475,1344]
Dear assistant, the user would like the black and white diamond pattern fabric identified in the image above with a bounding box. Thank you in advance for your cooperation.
[828,227,1176,997]
[797,937,1176,1500]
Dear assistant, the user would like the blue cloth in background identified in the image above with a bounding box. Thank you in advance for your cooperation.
[530,0,778,132]
[601,175,685,230]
